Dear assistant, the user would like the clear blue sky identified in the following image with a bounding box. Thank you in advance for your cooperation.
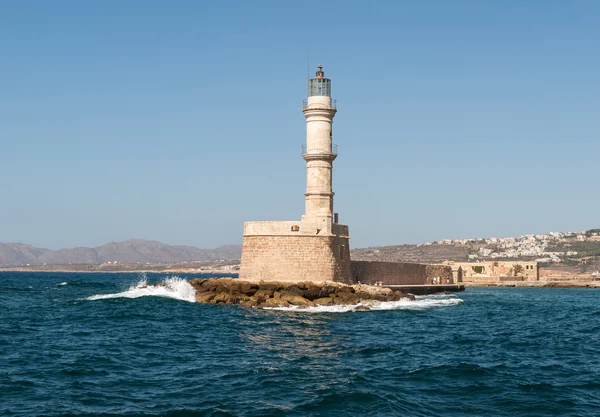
[1,0,598,250]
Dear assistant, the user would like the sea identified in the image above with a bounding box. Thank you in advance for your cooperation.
[1,272,599,417]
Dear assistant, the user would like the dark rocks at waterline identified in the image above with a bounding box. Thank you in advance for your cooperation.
[187,278,415,308]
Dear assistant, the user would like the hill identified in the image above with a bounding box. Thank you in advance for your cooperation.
[351,244,471,263]
[0,239,242,267]
[351,229,600,273]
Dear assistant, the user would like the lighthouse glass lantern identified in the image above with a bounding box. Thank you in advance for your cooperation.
[309,65,331,97]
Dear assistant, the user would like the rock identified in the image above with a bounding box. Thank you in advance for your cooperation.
[354,305,371,311]
[197,278,232,293]
[212,293,231,304]
[280,294,314,306]
[384,292,404,302]
[265,297,283,305]
[300,284,319,300]
[303,284,336,300]
[332,293,361,305]
[282,286,303,296]
[295,282,309,290]
[189,278,203,288]
[257,281,280,292]
[227,294,252,305]
[335,286,355,294]
[250,293,268,305]
[313,297,334,306]
[196,292,216,303]
[227,280,258,295]
[254,289,274,300]
[187,278,414,308]
[377,287,393,296]
[258,298,290,308]
[276,289,304,301]
[354,290,383,301]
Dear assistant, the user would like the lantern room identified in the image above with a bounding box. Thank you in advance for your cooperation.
[308,64,331,97]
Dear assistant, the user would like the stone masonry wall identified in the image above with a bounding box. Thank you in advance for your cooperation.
[425,265,455,284]
[239,235,351,283]
[447,261,539,282]
[351,261,454,285]
[332,236,352,284]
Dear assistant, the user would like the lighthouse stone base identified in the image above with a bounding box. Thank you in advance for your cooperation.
[238,221,352,284]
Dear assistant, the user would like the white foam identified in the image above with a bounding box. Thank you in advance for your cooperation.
[264,295,463,313]
[86,276,196,303]
[58,282,68,286]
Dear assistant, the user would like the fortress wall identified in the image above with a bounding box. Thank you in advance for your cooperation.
[244,221,349,239]
[447,261,539,282]
[332,224,349,237]
[499,276,525,282]
[462,276,501,283]
[332,235,352,284]
[351,261,454,285]
[425,265,455,284]
[239,234,351,283]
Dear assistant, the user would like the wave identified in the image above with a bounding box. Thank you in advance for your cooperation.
[264,295,463,313]
[86,276,196,303]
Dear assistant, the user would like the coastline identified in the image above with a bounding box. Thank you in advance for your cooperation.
[0,269,236,275]
[2,265,599,288]
[0,263,239,275]
[464,280,600,288]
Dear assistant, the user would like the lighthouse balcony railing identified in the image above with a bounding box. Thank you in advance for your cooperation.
[302,144,338,156]
[302,98,336,110]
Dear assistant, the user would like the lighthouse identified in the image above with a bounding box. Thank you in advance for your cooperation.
[302,64,337,234]
[237,65,458,288]
[239,65,352,283]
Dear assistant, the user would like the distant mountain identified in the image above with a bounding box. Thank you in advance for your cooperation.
[0,239,242,266]
[0,243,51,266]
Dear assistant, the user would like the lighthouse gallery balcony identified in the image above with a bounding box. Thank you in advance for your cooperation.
[302,144,338,157]
[302,98,336,110]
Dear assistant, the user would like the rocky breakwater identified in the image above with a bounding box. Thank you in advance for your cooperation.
[188,278,415,309]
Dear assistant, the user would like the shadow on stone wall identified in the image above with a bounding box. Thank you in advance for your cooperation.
[351,261,453,285]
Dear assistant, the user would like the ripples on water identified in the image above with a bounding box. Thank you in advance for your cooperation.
[1,272,599,416]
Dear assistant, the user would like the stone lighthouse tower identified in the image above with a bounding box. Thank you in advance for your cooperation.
[302,64,337,234]
[239,65,352,283]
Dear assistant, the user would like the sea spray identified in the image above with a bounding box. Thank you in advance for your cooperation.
[87,276,196,303]
[264,294,463,312]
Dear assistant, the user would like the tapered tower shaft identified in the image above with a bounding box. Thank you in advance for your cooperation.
[302,65,337,234]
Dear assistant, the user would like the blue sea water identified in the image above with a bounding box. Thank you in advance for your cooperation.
[1,272,599,416]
